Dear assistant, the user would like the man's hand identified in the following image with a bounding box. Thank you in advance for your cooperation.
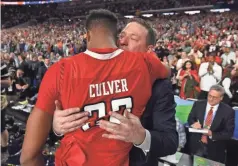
[99,110,146,145]
[208,63,214,74]
[204,129,212,136]
[192,121,201,129]
[16,84,22,90]
[52,100,89,135]
[22,85,29,89]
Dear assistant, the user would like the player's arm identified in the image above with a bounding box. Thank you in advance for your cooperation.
[20,63,60,166]
[20,108,53,166]
[143,52,170,81]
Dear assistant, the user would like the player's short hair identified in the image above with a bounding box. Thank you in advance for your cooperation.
[86,9,118,37]
[129,18,157,46]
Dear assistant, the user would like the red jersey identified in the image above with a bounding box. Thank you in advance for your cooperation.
[36,48,168,166]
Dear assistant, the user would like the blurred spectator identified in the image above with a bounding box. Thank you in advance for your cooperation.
[221,66,235,105]
[176,51,189,71]
[179,60,200,99]
[36,56,51,89]
[18,54,29,77]
[221,41,236,68]
[15,67,31,101]
[198,53,222,99]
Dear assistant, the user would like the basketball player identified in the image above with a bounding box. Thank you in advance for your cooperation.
[20,9,169,166]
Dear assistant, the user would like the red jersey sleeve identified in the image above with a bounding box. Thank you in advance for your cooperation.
[143,52,169,82]
[35,62,61,115]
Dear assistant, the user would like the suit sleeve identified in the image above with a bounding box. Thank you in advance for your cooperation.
[212,108,235,140]
[187,101,198,126]
[143,52,170,83]
[129,80,178,166]
[35,62,61,115]
[147,79,178,158]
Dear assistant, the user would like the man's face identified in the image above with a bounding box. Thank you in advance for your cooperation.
[207,55,215,64]
[118,22,148,52]
[38,56,43,61]
[17,69,24,78]
[45,59,50,66]
[181,52,187,59]
[210,37,216,44]
[207,90,223,106]
[224,47,230,53]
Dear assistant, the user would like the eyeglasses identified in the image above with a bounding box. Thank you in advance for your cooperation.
[208,94,221,100]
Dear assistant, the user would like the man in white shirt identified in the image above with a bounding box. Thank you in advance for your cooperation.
[198,53,222,99]
[221,42,236,67]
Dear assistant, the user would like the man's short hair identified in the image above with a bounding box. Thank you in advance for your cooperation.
[129,18,157,46]
[210,85,225,96]
[85,9,118,37]
[207,51,216,57]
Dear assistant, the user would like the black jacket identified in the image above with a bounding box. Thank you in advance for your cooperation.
[187,100,235,163]
[129,79,178,166]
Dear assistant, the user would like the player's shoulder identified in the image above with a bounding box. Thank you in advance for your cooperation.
[122,50,142,55]
[58,53,84,65]
[122,50,151,59]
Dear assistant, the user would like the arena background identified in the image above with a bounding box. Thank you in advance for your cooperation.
[1,0,238,165]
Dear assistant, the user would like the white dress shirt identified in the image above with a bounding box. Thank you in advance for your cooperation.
[134,129,151,154]
[199,62,222,92]
[204,103,219,125]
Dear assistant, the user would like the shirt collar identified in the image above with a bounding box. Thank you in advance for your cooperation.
[207,102,219,111]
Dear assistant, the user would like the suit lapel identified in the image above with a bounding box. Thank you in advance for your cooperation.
[199,102,207,127]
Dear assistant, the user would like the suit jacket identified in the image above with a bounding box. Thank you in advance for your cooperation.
[36,63,48,88]
[188,100,235,163]
[129,79,178,166]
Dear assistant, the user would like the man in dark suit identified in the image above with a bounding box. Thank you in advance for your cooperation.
[188,85,235,163]
[51,18,178,166]
[129,79,178,166]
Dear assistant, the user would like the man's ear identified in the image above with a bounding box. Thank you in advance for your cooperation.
[86,31,90,43]
[147,45,154,53]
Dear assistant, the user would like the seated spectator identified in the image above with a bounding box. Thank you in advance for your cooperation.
[15,68,31,101]
[188,85,235,163]
[179,60,200,99]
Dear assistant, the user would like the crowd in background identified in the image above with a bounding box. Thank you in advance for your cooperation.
[1,0,218,28]
[1,8,238,108]
[1,2,238,165]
